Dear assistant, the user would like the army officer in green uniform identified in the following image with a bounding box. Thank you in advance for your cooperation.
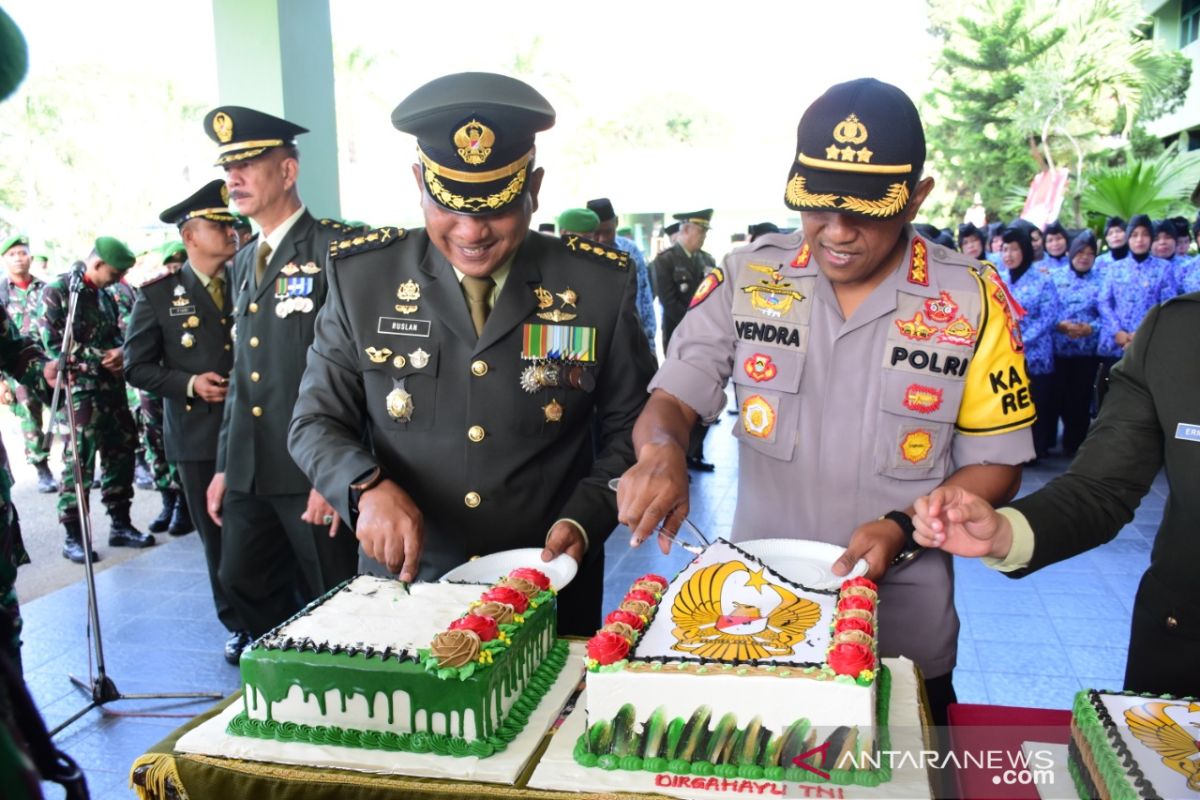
[201,106,359,637]
[124,180,251,663]
[289,72,657,634]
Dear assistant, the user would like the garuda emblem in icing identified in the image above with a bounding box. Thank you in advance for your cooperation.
[1125,700,1200,791]
[670,560,820,661]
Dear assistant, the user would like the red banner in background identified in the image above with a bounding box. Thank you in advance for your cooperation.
[1020,168,1070,228]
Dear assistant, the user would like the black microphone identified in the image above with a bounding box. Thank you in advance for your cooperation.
[67,261,86,292]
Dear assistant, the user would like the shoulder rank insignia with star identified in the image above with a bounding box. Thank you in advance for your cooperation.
[329,226,408,261]
[561,234,629,270]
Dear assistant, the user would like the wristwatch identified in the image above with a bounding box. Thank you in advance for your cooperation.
[349,467,384,514]
[881,510,923,567]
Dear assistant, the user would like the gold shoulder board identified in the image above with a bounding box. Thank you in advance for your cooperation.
[329,227,408,261]
[561,234,629,270]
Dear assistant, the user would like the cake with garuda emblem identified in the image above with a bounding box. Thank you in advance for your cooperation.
[575,539,891,786]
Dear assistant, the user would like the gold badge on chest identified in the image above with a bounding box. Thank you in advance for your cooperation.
[386,384,414,422]
[534,285,578,322]
[395,279,421,314]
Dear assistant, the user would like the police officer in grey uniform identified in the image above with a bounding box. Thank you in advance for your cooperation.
[288,72,657,635]
[200,107,359,637]
[617,78,1037,723]
[124,179,251,663]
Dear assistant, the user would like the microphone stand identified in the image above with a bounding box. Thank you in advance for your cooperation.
[44,264,222,738]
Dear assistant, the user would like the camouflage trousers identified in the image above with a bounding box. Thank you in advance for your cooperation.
[5,380,51,466]
[58,389,136,523]
[138,391,178,492]
[0,458,27,672]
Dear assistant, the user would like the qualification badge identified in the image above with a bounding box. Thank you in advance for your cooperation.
[386,383,414,422]
[536,285,579,322]
[365,346,392,363]
[408,348,430,369]
[171,285,189,307]
[300,262,321,274]
[181,332,195,349]
[280,263,300,276]
[395,280,421,314]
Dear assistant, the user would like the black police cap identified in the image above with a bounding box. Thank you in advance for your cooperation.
[159,179,237,227]
[203,105,308,166]
[785,78,924,220]
[392,72,555,215]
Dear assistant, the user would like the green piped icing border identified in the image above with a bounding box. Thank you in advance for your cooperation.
[228,639,569,758]
[419,588,556,680]
[572,664,891,785]
[1071,690,1141,800]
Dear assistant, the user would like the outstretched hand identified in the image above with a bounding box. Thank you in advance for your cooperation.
[912,485,1012,560]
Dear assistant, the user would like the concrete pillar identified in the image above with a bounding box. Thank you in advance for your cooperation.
[210,0,341,219]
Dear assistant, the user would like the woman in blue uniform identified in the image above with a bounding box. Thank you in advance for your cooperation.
[1094,216,1127,269]
[1040,220,1070,271]
[1050,231,1103,456]
[997,226,1060,460]
[1098,215,1174,367]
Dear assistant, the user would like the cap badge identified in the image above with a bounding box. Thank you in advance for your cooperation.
[220,184,230,205]
[825,114,873,164]
[454,119,495,165]
[212,112,234,144]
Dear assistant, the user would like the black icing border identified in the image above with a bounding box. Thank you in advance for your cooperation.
[1085,687,1197,800]
[625,538,837,670]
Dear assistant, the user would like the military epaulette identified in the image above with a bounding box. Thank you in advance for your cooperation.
[131,266,174,289]
[561,234,629,270]
[328,226,407,260]
[318,218,355,232]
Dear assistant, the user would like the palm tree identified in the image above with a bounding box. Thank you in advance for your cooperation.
[1081,142,1200,221]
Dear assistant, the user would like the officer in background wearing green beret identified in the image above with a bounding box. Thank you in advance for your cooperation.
[288,72,657,634]
[41,236,156,562]
[201,106,359,637]
[0,234,56,493]
[125,179,251,663]
[556,207,600,238]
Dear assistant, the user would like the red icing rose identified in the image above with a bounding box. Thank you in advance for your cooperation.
[450,613,498,642]
[842,576,878,591]
[623,589,658,606]
[587,630,630,665]
[828,643,875,676]
[636,574,669,590]
[838,595,875,613]
[835,617,874,637]
[481,586,529,613]
[508,567,551,590]
[605,609,645,631]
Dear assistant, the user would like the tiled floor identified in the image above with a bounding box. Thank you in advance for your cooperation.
[20,409,1159,798]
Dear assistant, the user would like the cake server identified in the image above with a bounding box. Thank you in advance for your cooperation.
[607,477,708,555]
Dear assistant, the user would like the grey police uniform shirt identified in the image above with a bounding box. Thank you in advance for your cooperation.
[649,227,1036,678]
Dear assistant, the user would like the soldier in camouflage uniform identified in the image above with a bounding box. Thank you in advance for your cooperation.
[110,251,191,536]
[0,235,56,493]
[42,237,155,562]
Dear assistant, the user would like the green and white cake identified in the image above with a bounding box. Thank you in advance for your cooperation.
[227,572,568,758]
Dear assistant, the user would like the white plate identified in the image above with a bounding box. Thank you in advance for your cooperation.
[438,548,578,591]
[734,538,868,590]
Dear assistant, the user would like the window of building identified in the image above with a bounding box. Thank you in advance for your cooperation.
[1182,0,1200,48]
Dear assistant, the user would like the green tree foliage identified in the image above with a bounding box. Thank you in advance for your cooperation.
[1082,142,1200,222]
[923,0,1190,226]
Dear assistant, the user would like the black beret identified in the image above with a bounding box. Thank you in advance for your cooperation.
[158,179,236,227]
[392,72,554,215]
[784,78,924,219]
[203,106,308,166]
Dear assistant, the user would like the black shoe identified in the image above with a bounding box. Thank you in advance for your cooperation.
[168,494,194,536]
[35,462,58,493]
[134,459,154,491]
[109,515,156,548]
[224,631,252,665]
[148,490,175,534]
[61,520,98,563]
[686,456,716,472]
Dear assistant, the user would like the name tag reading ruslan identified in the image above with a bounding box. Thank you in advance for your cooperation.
[1175,422,1200,442]
[377,317,431,337]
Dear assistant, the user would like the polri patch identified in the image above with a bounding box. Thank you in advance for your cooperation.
[743,353,777,383]
[903,383,943,414]
[899,429,933,463]
[378,317,431,337]
[1175,422,1200,443]
[741,394,776,439]
[689,267,724,309]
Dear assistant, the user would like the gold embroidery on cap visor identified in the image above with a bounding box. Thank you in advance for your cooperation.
[784,175,910,219]
[185,208,237,223]
[423,165,527,213]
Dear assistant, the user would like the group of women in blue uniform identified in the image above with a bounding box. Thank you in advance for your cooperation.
[933,214,1199,461]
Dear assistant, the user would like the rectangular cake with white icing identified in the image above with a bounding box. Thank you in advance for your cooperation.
[577,539,886,784]
[228,572,567,758]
